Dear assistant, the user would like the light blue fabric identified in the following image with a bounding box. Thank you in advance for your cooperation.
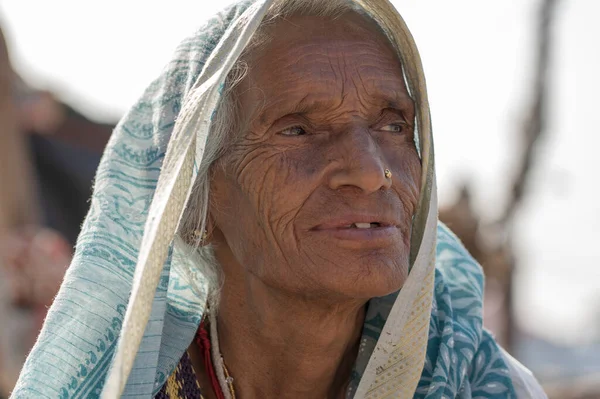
[12,1,517,398]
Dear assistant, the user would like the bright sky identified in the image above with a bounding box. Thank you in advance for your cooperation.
[1,0,598,345]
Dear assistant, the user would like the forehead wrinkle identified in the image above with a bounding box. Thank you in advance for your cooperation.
[254,75,408,126]
[253,66,410,125]
[256,90,411,129]
[246,19,410,127]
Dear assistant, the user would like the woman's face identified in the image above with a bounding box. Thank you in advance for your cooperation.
[210,13,421,301]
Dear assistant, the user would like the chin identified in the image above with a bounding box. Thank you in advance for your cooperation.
[324,256,409,300]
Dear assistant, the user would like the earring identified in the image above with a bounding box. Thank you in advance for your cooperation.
[384,168,392,179]
[193,229,208,243]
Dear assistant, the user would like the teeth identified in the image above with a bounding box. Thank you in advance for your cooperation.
[354,222,372,229]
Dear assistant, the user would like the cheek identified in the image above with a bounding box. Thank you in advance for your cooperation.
[404,150,422,195]
[227,143,325,235]
[387,146,422,208]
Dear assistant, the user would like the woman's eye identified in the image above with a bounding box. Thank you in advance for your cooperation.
[279,126,307,136]
[380,123,406,133]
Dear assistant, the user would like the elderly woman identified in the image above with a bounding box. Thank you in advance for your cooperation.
[12,0,546,398]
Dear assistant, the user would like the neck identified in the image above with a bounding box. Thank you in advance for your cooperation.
[214,269,365,399]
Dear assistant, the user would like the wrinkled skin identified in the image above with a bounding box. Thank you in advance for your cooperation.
[198,12,422,399]
[210,13,421,301]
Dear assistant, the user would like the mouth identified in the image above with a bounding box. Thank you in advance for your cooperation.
[313,217,398,231]
[311,217,401,245]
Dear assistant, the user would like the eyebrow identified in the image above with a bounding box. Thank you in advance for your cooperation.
[257,90,414,125]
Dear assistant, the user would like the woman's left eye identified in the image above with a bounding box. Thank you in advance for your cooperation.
[380,123,406,133]
[278,126,307,136]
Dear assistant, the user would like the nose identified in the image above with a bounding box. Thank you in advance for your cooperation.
[328,128,392,194]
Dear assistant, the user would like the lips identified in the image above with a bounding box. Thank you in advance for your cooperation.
[310,214,402,245]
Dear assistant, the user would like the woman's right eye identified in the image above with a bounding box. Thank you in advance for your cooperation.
[278,126,307,136]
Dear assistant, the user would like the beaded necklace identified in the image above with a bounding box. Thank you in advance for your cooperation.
[195,320,236,399]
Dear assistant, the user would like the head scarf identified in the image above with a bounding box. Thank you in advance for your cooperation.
[13,1,519,398]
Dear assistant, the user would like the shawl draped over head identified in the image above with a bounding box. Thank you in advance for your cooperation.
[12,0,545,398]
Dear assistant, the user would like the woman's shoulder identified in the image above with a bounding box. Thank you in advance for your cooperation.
[435,222,547,398]
[499,345,548,399]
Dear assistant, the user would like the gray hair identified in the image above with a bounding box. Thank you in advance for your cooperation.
[179,0,375,307]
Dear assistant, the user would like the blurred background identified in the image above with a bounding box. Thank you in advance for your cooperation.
[0,0,598,397]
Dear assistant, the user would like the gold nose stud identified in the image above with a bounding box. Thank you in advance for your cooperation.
[384,169,392,179]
